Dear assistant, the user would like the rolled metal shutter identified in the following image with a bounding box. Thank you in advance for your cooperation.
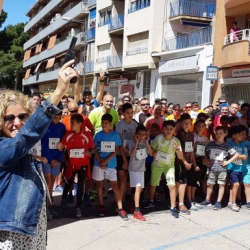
[223,84,250,104]
[162,73,203,107]
[108,86,119,103]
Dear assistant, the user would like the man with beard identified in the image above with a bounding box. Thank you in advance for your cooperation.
[78,90,96,117]
[133,98,151,125]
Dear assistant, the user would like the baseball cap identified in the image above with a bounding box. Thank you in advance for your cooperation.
[83,90,92,95]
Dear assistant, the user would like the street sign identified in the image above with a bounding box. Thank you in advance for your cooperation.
[206,66,218,80]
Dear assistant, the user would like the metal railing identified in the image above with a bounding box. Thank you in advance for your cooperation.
[109,13,124,31]
[126,47,148,56]
[107,54,123,68]
[86,28,95,40]
[164,27,212,51]
[84,61,94,73]
[96,57,109,63]
[224,29,250,45]
[128,1,150,14]
[170,0,216,18]
[87,0,96,8]
[98,19,111,27]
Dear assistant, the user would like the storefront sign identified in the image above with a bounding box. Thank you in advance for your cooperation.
[206,66,218,80]
[159,56,197,73]
[109,78,128,85]
[232,68,250,77]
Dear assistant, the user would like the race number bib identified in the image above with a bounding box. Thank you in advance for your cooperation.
[196,145,205,156]
[101,141,115,152]
[49,138,60,149]
[123,139,129,148]
[210,149,224,161]
[136,148,147,160]
[156,151,171,164]
[29,141,41,156]
[233,158,242,165]
[185,142,193,152]
[190,112,198,119]
[70,149,84,158]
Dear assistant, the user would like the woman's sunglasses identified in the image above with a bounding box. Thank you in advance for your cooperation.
[4,113,29,123]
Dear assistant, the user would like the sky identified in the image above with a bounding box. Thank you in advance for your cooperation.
[2,0,34,27]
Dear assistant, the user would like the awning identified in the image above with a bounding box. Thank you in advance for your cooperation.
[23,49,31,61]
[34,62,42,74]
[56,52,66,58]
[35,43,43,54]
[24,68,31,79]
[45,57,55,69]
[47,34,57,50]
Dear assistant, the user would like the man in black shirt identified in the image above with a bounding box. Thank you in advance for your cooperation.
[133,98,151,125]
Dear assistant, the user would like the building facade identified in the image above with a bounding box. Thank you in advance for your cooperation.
[213,0,250,104]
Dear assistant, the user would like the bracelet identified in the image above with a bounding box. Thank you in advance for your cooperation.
[176,147,180,151]
[100,79,104,82]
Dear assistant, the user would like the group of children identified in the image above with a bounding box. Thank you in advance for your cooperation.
[39,102,250,221]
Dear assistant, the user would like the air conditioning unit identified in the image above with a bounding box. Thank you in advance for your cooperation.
[55,13,61,19]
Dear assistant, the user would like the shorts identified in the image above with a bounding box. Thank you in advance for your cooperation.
[42,163,61,176]
[151,165,175,186]
[207,171,227,185]
[195,158,207,180]
[129,171,144,188]
[92,166,117,181]
[229,171,242,184]
[175,163,195,185]
[116,155,130,171]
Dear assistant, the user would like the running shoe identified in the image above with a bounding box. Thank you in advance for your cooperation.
[55,185,64,193]
[171,207,179,218]
[82,194,91,206]
[143,201,155,209]
[230,203,240,212]
[99,206,106,217]
[194,202,203,209]
[227,202,232,208]
[246,202,250,210]
[133,211,146,221]
[190,202,198,211]
[213,201,222,210]
[118,209,129,220]
[200,200,212,206]
[75,207,82,219]
[179,205,191,215]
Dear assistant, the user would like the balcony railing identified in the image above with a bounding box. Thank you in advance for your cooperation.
[126,47,148,56]
[84,61,94,73]
[107,54,123,68]
[86,28,95,40]
[96,57,109,63]
[109,13,124,31]
[164,27,212,51]
[128,1,150,14]
[224,29,250,45]
[170,0,216,18]
[88,0,96,8]
[98,19,111,27]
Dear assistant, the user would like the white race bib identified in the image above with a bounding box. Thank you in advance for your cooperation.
[190,112,198,119]
[101,141,115,152]
[156,151,171,164]
[233,158,242,165]
[123,139,129,148]
[30,141,41,156]
[185,142,193,152]
[49,138,60,149]
[70,149,84,158]
[210,149,224,161]
[196,145,205,156]
[136,148,147,160]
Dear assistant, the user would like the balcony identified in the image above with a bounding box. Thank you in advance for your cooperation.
[84,61,94,73]
[126,47,148,56]
[88,0,96,8]
[164,27,212,51]
[128,1,150,14]
[170,0,216,24]
[108,13,124,34]
[107,54,123,69]
[98,19,111,27]
[86,28,95,41]
[222,30,250,67]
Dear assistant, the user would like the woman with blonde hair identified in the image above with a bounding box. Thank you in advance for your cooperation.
[144,104,164,130]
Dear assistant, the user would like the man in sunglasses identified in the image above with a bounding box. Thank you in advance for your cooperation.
[213,96,227,117]
[78,90,96,117]
[133,98,151,125]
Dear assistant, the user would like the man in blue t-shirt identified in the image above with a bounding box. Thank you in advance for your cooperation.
[93,113,128,220]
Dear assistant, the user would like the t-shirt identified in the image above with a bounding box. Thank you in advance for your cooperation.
[194,133,208,159]
[94,130,122,169]
[242,140,250,175]
[146,136,156,164]
[151,134,181,168]
[62,114,94,132]
[206,141,236,172]
[133,111,151,125]
[167,114,180,122]
[128,139,147,172]
[89,107,119,134]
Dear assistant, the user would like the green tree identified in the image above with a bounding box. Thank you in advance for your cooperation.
[0,9,7,28]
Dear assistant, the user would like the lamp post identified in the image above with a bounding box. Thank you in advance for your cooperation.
[62,17,87,91]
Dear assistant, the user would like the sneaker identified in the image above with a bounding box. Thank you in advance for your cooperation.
[171,207,179,218]
[227,202,233,208]
[144,201,155,209]
[213,201,222,210]
[246,202,250,210]
[99,206,106,217]
[75,207,82,219]
[55,185,64,193]
[118,209,128,220]
[230,203,240,212]
[194,202,203,209]
[127,200,135,213]
[179,205,191,215]
[61,199,67,208]
[236,199,242,208]
[47,209,53,221]
[66,193,74,204]
[82,194,91,206]
[200,200,212,206]
[133,211,146,221]
[190,202,198,211]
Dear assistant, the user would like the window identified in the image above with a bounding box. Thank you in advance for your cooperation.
[129,0,150,13]
[127,31,149,55]
[99,9,112,27]
[97,43,111,62]
[143,70,151,99]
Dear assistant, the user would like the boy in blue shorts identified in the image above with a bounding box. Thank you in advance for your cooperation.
[93,113,128,220]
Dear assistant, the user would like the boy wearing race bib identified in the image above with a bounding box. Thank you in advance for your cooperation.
[128,125,153,221]
[227,125,247,212]
[145,120,188,218]
[58,114,94,219]
[200,126,238,210]
[93,114,128,220]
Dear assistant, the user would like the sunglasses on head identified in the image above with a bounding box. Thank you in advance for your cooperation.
[186,106,192,108]
[69,109,78,113]
[160,102,167,105]
[141,103,150,106]
[4,113,29,123]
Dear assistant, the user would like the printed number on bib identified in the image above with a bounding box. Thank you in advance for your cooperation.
[136,148,147,160]
[210,149,224,161]
[30,142,41,156]
[156,151,171,164]
[101,141,115,152]
[185,142,193,152]
[49,138,60,149]
[196,145,205,156]
[70,149,84,158]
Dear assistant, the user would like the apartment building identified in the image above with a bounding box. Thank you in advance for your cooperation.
[213,0,250,104]
[151,0,216,108]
